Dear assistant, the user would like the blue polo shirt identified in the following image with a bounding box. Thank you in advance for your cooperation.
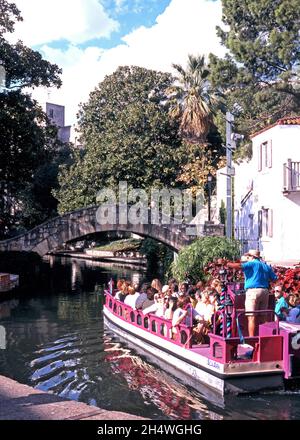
[242,259,277,289]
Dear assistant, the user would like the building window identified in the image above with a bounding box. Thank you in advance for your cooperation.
[258,141,272,171]
[258,208,273,238]
[49,109,54,118]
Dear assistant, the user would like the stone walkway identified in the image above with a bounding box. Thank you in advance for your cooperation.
[0,375,145,420]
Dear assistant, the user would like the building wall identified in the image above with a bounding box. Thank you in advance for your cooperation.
[233,124,300,261]
[45,103,65,127]
[43,102,71,143]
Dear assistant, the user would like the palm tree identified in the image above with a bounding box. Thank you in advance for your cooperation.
[169,54,221,143]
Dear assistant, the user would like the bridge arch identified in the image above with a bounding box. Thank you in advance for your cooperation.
[0,206,225,256]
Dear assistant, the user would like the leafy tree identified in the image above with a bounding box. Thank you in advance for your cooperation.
[175,128,225,194]
[55,66,184,213]
[171,236,241,282]
[0,0,63,237]
[167,55,225,193]
[209,0,300,151]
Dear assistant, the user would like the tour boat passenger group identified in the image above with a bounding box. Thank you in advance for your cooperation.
[103,250,300,395]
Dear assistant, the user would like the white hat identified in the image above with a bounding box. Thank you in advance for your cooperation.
[245,249,261,259]
[162,285,169,294]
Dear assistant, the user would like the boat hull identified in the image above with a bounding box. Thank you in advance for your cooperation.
[103,306,284,396]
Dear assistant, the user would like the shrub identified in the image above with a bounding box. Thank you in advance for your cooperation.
[171,236,241,282]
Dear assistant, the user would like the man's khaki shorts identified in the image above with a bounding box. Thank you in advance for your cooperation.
[245,288,269,313]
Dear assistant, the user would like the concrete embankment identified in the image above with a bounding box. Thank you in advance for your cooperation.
[0,376,146,420]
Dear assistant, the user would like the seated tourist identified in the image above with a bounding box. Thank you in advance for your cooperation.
[134,290,148,310]
[208,291,218,309]
[210,279,222,295]
[172,296,200,327]
[154,293,167,318]
[285,297,300,324]
[195,281,204,291]
[124,286,139,308]
[274,286,288,321]
[142,287,159,314]
[115,280,129,302]
[168,278,177,287]
[114,279,124,298]
[192,290,215,344]
[195,290,215,323]
[151,278,162,295]
[179,282,189,297]
[162,285,170,296]
[164,296,178,320]
[170,283,179,298]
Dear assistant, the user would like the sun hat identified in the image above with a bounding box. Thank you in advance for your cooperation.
[162,285,169,294]
[244,249,261,259]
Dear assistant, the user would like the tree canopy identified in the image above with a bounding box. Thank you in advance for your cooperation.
[167,55,224,193]
[0,0,64,238]
[169,54,223,143]
[55,66,185,213]
[209,0,300,151]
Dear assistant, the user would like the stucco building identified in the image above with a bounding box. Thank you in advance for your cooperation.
[231,116,300,263]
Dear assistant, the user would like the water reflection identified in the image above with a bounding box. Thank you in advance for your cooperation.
[103,336,223,420]
[0,256,300,419]
[0,299,19,319]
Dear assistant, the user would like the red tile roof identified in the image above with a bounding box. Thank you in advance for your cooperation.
[251,116,300,138]
[277,116,300,125]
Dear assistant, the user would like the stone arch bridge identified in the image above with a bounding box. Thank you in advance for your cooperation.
[0,206,224,256]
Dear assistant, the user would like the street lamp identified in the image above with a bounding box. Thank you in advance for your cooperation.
[226,112,234,239]
[207,172,213,222]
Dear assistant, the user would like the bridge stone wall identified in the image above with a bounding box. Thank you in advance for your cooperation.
[0,206,224,256]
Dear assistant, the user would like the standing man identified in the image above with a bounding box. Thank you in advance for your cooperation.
[225,250,277,337]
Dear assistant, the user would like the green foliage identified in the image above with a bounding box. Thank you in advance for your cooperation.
[0,1,64,237]
[171,236,241,282]
[209,0,300,155]
[169,54,224,143]
[55,66,184,213]
[0,0,22,36]
[0,1,61,90]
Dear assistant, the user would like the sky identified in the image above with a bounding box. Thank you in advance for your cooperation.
[9,0,225,125]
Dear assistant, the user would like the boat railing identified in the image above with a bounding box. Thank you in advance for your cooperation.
[212,303,278,338]
[105,292,193,348]
[209,308,283,364]
[236,309,279,336]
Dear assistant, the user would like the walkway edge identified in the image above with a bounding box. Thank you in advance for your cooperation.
[0,375,147,420]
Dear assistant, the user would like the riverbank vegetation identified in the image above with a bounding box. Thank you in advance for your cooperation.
[171,236,241,283]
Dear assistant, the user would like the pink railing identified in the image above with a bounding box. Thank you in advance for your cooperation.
[104,292,193,348]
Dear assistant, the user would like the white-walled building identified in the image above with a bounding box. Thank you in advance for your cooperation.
[233,116,300,262]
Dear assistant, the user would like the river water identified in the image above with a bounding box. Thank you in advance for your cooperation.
[0,256,300,420]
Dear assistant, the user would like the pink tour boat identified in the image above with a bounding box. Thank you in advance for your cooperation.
[103,282,300,396]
